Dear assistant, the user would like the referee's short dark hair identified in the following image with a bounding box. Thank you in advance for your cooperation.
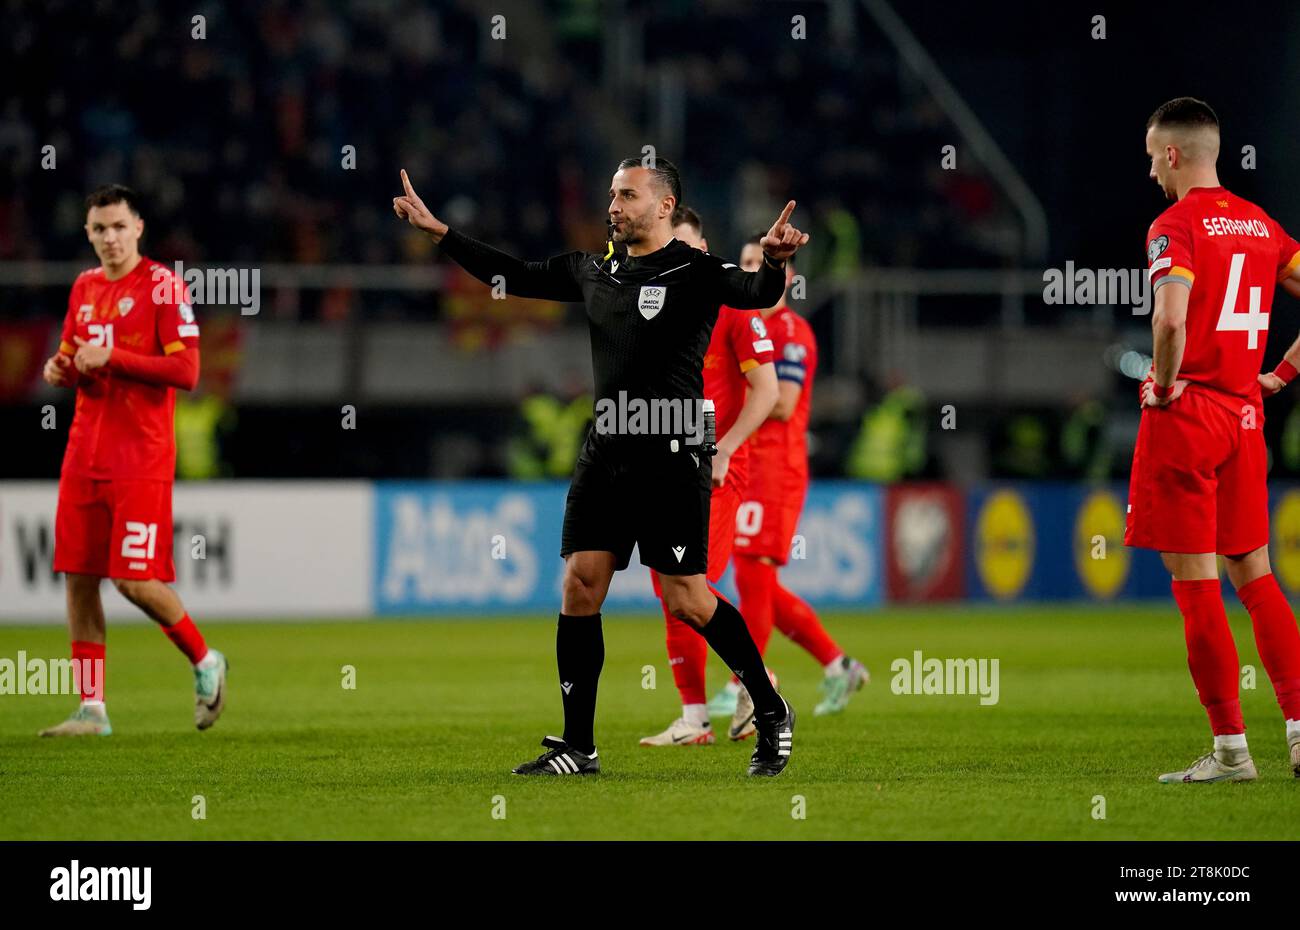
[671,205,702,235]
[1147,97,1218,131]
[85,184,143,217]
[618,156,681,210]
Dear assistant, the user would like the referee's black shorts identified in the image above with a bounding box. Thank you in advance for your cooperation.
[560,433,711,576]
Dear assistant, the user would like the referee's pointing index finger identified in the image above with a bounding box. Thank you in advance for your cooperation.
[775,200,796,228]
[401,169,416,199]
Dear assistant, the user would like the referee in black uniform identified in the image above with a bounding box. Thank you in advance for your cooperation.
[393,158,808,776]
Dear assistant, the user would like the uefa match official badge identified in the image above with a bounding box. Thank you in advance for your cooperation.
[638,285,666,320]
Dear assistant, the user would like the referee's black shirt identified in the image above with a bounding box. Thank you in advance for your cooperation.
[438,230,787,447]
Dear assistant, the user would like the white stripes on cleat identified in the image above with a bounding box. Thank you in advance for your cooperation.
[548,753,582,774]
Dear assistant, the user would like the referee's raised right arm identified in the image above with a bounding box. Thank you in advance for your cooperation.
[711,200,810,308]
[393,169,583,301]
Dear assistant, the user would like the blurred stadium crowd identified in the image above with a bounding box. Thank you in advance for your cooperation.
[1,1,1012,279]
[5,0,1299,484]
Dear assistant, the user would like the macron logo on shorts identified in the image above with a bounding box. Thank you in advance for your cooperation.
[672,545,686,562]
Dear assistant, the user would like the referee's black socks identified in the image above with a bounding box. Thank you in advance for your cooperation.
[557,612,604,755]
[700,596,785,718]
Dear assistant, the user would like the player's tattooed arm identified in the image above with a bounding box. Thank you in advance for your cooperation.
[1142,282,1190,408]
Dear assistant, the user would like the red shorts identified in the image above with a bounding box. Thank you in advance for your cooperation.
[734,477,807,566]
[1125,386,1268,555]
[54,475,176,582]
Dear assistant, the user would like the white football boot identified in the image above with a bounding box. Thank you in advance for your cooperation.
[729,668,779,741]
[1289,734,1300,779]
[39,702,112,737]
[194,649,228,730]
[639,717,716,746]
[1158,750,1257,784]
[813,656,870,716]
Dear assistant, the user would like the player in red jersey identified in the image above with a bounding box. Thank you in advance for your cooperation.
[1126,99,1300,782]
[715,236,869,739]
[640,207,780,747]
[38,185,228,737]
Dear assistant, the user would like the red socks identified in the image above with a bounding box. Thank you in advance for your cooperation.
[1236,573,1300,720]
[655,558,841,702]
[662,606,708,706]
[772,581,842,667]
[162,613,208,665]
[735,556,843,667]
[650,569,710,706]
[733,556,777,655]
[1171,579,1243,735]
[71,640,105,702]
[68,615,205,705]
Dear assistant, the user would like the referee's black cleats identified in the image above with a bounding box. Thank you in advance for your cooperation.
[512,736,601,776]
[748,699,795,777]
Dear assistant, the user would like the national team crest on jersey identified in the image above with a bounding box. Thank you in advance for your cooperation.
[1147,235,1169,264]
[638,285,666,320]
[117,297,134,316]
[750,316,767,338]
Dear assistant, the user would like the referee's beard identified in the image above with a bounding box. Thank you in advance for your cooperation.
[610,211,655,247]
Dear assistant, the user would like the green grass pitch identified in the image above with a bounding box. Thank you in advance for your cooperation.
[1,605,1298,840]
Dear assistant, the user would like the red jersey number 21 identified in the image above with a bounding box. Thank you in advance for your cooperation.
[1215,252,1267,349]
[87,323,114,347]
[121,522,158,560]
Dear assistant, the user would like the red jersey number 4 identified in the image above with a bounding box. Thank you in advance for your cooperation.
[1216,252,1267,349]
